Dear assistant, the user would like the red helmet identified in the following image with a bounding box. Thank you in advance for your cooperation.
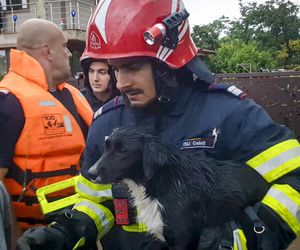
[80,47,107,73]
[85,0,197,69]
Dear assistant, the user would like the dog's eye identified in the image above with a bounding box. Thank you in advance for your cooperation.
[115,143,126,153]
[105,140,111,149]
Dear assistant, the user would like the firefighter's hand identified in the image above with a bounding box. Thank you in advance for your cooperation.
[17,225,68,250]
[198,222,244,250]
[198,221,251,250]
[198,204,287,250]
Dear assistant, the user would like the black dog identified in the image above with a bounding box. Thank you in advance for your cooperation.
[88,127,269,249]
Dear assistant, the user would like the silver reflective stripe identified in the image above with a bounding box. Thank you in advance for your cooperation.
[268,188,300,223]
[255,147,300,176]
[77,182,112,198]
[94,106,103,119]
[233,230,242,250]
[0,89,9,94]
[74,200,110,227]
[63,115,72,132]
[39,100,56,107]
[228,86,243,96]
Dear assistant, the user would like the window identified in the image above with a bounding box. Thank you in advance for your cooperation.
[0,0,27,11]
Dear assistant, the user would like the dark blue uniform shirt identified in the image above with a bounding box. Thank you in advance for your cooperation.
[81,82,292,176]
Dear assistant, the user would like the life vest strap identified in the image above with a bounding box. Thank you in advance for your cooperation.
[17,216,48,225]
[11,195,68,206]
[6,164,79,186]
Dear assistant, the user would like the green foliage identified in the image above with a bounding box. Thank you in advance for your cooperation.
[233,0,300,50]
[191,0,300,72]
[276,39,300,70]
[208,39,276,73]
[191,18,228,50]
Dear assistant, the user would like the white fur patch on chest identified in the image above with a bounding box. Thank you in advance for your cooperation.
[123,179,166,242]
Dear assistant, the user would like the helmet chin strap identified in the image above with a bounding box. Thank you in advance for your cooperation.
[152,61,178,104]
[186,57,216,84]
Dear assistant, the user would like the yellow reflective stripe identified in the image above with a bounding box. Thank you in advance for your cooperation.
[37,177,82,215]
[256,148,300,182]
[233,229,248,250]
[122,223,147,232]
[246,139,300,182]
[262,184,300,235]
[73,200,115,239]
[76,182,112,202]
[247,140,299,167]
[76,175,112,202]
[72,237,85,250]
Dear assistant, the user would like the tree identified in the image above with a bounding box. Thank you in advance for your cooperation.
[208,39,276,73]
[277,39,300,70]
[230,0,300,67]
[191,18,228,51]
[190,0,300,71]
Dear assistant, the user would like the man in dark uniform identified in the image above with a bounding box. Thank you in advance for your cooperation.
[18,1,300,250]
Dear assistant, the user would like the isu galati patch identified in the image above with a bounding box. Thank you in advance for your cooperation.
[178,128,219,150]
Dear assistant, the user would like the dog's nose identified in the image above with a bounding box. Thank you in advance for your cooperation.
[88,166,99,181]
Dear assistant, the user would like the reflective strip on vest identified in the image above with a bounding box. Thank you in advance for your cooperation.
[39,100,56,107]
[73,200,114,239]
[63,115,73,132]
[262,184,300,235]
[122,223,148,233]
[246,139,300,182]
[76,175,112,203]
[233,229,248,250]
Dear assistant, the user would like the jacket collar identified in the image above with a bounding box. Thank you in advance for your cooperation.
[127,84,194,118]
[9,49,65,91]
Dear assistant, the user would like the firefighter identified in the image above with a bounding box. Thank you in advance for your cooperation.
[17,1,300,249]
[0,19,93,230]
[80,50,119,112]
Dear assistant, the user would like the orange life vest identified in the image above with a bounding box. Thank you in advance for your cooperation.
[0,49,93,229]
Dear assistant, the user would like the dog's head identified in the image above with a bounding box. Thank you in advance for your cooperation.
[88,127,171,184]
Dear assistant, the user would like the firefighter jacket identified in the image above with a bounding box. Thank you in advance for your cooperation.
[0,49,93,229]
[72,77,300,250]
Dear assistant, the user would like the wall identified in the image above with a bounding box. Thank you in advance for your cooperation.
[217,72,300,139]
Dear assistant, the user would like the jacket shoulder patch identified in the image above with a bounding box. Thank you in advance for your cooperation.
[94,96,125,120]
[208,83,246,99]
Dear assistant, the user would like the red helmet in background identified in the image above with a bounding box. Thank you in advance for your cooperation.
[85,0,198,69]
[80,47,107,76]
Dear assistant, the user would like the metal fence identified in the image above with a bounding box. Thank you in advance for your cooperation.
[217,72,300,139]
[0,0,95,33]
[0,2,37,33]
[45,0,94,30]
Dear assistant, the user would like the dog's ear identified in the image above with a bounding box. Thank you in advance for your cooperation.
[142,139,169,180]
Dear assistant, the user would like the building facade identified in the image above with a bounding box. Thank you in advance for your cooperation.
[0,0,97,83]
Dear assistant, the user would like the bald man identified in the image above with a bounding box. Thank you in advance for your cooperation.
[0,19,93,230]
